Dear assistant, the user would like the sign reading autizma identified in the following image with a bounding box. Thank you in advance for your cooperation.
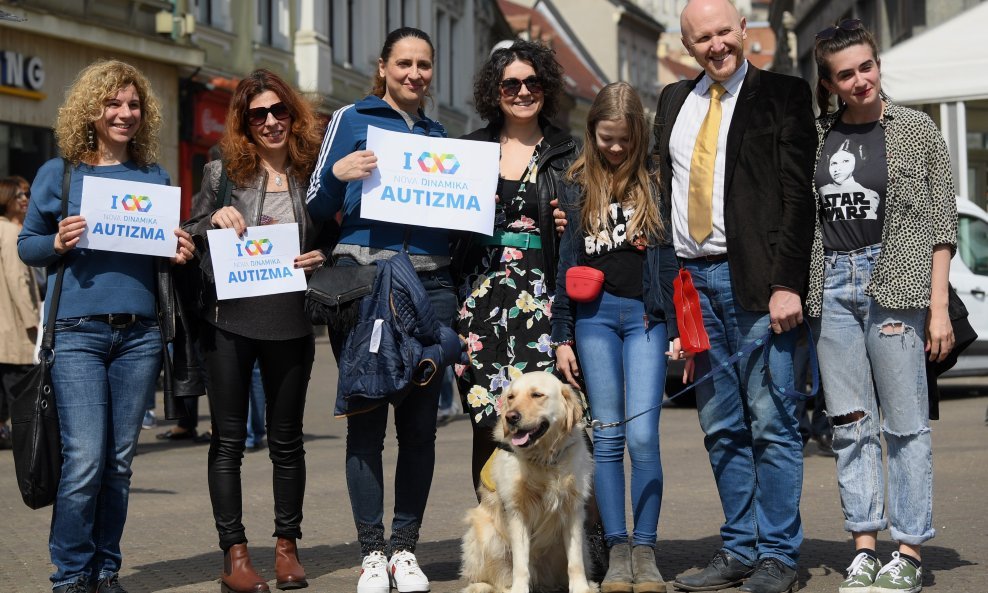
[207,223,306,300]
[78,176,180,257]
[360,126,499,235]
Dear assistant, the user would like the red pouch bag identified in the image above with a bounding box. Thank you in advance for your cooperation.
[673,268,710,353]
[566,266,605,303]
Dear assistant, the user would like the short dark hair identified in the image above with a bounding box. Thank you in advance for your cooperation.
[473,40,564,126]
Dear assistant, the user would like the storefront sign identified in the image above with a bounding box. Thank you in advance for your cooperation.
[0,50,45,99]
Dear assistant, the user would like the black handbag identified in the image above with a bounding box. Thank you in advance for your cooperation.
[9,160,70,509]
[926,283,978,420]
[304,260,378,330]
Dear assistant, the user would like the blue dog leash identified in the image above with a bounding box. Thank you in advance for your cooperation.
[589,322,820,430]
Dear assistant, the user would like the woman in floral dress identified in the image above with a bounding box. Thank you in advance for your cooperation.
[455,40,577,492]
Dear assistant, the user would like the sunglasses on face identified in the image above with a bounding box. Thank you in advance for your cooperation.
[245,102,291,127]
[499,76,544,97]
[17,191,29,199]
[816,18,863,41]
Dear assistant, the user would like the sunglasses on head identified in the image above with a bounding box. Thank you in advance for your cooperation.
[816,18,863,41]
[246,102,291,126]
[499,76,544,97]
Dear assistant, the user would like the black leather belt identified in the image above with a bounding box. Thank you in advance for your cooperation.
[90,313,141,328]
[682,253,729,263]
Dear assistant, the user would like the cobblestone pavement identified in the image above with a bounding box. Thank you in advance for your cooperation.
[2,338,986,592]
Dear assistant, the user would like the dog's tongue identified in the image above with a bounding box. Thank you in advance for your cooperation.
[511,430,531,446]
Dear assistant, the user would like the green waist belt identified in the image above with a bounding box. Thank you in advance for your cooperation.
[475,230,542,250]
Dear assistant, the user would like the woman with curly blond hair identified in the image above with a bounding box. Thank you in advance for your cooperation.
[182,69,335,593]
[18,59,194,593]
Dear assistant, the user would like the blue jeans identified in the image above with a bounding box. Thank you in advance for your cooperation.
[340,268,458,556]
[48,317,162,587]
[245,362,266,448]
[815,245,934,544]
[685,260,803,568]
[576,291,667,547]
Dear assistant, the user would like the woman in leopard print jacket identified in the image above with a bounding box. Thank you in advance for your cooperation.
[808,21,956,593]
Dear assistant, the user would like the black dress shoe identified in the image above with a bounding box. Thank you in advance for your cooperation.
[737,558,797,593]
[53,579,90,593]
[673,550,754,591]
[156,428,197,441]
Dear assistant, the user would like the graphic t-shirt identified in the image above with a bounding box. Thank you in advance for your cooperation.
[583,201,645,298]
[815,119,887,251]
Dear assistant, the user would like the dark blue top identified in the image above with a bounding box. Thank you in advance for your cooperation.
[18,158,170,322]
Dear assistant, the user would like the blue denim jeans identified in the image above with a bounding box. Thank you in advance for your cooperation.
[685,260,803,568]
[576,291,667,547]
[48,317,162,588]
[815,245,934,545]
[341,268,458,555]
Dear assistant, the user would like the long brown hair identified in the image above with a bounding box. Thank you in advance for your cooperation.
[219,69,323,187]
[567,82,662,241]
[0,178,18,217]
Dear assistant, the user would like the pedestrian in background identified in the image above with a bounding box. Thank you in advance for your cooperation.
[810,20,956,593]
[306,26,455,593]
[17,58,194,593]
[183,68,331,593]
[0,177,39,450]
[552,81,675,593]
[652,1,817,592]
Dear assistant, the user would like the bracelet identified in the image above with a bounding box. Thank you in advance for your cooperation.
[550,340,574,350]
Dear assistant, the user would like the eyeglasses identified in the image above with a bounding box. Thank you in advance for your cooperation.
[499,76,544,97]
[245,102,291,126]
[16,191,29,199]
[816,19,863,41]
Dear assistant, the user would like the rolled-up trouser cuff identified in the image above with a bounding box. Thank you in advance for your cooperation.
[890,526,936,546]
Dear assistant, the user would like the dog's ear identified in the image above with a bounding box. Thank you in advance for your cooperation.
[560,383,583,433]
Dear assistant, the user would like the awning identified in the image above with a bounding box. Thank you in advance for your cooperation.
[881,2,988,104]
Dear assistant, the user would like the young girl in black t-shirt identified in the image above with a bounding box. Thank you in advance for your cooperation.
[551,81,678,593]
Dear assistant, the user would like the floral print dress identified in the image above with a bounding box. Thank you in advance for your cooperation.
[455,178,554,429]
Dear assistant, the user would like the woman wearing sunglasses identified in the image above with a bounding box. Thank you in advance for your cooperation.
[453,39,578,492]
[306,27,455,593]
[809,20,956,593]
[183,69,333,593]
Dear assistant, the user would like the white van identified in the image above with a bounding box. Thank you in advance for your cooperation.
[947,197,988,377]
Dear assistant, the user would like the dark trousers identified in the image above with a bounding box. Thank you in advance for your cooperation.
[0,362,33,423]
[332,268,457,556]
[199,323,315,551]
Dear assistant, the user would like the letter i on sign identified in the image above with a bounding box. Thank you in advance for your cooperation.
[111,195,119,209]
[235,243,244,257]
[402,152,413,170]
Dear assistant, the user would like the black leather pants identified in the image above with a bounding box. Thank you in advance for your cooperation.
[200,323,314,551]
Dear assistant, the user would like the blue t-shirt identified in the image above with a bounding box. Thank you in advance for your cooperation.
[18,158,171,322]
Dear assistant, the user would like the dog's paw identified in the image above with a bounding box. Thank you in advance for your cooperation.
[571,581,599,593]
[462,583,497,593]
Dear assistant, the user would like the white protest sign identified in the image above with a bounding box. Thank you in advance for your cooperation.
[207,223,306,300]
[361,126,498,235]
[78,176,180,257]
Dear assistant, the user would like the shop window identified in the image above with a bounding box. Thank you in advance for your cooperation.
[0,122,56,182]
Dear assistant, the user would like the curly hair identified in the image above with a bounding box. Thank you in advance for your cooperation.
[473,40,564,126]
[369,27,434,109]
[219,69,324,188]
[55,59,161,167]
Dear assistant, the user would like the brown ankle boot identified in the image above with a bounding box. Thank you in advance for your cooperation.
[221,543,270,593]
[274,538,308,590]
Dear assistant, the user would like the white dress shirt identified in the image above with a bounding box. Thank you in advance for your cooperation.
[668,60,748,259]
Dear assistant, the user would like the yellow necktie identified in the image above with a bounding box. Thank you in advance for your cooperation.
[688,82,726,243]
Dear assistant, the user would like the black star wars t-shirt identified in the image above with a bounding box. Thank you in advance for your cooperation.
[583,201,645,299]
[815,120,887,251]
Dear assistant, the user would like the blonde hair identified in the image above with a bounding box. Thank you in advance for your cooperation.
[567,82,662,242]
[55,59,162,167]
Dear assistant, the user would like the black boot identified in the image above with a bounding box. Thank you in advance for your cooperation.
[672,550,753,591]
[737,558,797,593]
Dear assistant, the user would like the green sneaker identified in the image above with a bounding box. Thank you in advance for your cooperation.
[838,552,880,593]
[872,552,922,593]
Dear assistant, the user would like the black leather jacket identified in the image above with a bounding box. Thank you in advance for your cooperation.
[454,119,577,291]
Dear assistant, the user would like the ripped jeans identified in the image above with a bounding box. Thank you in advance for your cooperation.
[815,244,934,545]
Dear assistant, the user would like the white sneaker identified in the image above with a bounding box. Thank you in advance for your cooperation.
[388,550,430,592]
[358,551,391,593]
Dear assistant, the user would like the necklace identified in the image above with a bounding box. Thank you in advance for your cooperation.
[273,173,283,187]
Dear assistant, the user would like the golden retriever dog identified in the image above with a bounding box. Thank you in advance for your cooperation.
[460,371,596,593]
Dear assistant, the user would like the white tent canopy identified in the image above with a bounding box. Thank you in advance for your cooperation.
[881,2,988,105]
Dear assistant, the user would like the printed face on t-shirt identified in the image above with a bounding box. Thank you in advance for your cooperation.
[828,149,855,185]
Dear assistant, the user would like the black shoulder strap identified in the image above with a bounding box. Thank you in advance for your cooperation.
[41,160,72,351]
[216,161,233,209]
